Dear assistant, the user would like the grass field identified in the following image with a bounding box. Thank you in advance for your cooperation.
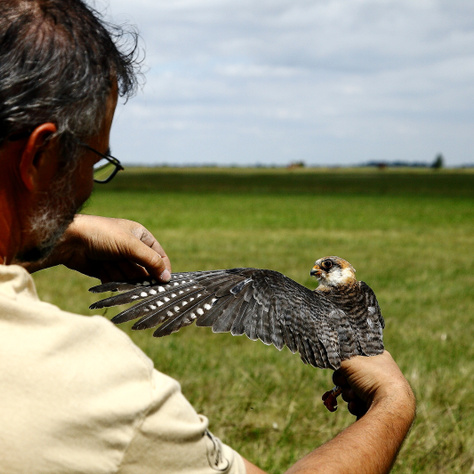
[33,167,473,473]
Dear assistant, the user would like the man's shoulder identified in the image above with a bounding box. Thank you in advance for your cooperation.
[0,264,172,406]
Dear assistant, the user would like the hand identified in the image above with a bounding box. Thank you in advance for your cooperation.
[333,351,415,419]
[26,215,171,283]
[284,352,415,474]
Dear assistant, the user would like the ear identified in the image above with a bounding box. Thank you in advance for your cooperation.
[19,123,58,191]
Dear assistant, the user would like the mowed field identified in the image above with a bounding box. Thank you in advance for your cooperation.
[33,168,473,473]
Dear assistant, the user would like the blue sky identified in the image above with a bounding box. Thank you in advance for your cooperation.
[98,0,474,167]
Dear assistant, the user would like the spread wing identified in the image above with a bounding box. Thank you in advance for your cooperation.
[90,268,366,370]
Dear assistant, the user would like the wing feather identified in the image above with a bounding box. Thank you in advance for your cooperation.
[89,268,381,370]
[358,281,385,355]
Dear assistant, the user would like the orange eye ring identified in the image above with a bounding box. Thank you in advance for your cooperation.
[322,260,333,271]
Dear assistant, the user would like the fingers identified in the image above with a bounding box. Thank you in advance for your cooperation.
[331,369,369,419]
[349,401,368,420]
[128,222,172,282]
[134,226,172,271]
[332,370,347,388]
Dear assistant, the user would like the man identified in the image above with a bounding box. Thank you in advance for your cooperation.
[0,0,415,472]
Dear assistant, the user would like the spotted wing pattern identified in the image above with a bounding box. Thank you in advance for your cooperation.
[90,268,381,370]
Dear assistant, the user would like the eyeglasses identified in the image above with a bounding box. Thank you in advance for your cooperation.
[79,142,124,184]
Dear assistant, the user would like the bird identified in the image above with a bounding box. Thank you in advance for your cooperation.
[89,256,385,380]
[310,256,385,410]
[310,256,384,359]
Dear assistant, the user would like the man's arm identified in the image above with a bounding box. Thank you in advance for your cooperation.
[23,219,415,473]
[22,215,172,283]
[244,351,415,474]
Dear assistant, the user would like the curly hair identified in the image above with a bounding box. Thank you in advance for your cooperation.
[0,0,142,159]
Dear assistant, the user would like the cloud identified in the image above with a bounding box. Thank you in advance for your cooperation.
[103,0,474,166]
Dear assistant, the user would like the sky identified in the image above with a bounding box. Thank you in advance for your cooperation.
[96,0,474,167]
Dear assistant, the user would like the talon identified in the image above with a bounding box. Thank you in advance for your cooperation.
[322,386,342,412]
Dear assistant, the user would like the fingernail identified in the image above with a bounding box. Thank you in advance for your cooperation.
[159,269,171,282]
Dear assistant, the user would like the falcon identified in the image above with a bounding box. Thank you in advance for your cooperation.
[90,256,385,383]
[310,256,385,410]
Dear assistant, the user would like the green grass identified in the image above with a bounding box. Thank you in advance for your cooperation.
[33,168,474,473]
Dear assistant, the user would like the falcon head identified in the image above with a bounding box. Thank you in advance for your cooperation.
[310,256,356,288]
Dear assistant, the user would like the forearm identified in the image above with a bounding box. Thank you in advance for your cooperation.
[285,383,415,474]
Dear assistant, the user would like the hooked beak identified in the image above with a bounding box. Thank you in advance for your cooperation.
[310,265,321,278]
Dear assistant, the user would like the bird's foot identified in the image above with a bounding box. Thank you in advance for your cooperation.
[322,385,342,412]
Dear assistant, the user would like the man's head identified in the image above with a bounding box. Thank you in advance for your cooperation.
[0,0,141,263]
[0,0,140,157]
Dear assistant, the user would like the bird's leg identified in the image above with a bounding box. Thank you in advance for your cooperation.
[322,385,342,412]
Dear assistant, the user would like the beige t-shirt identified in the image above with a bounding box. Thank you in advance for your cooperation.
[0,265,246,473]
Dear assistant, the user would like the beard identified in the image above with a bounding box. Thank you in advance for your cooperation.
[15,167,86,263]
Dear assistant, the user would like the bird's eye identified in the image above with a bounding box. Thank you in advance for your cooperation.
[322,260,333,270]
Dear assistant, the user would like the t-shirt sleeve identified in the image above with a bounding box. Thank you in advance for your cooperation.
[118,369,246,474]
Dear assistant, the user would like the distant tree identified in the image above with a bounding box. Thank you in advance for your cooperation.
[431,153,444,169]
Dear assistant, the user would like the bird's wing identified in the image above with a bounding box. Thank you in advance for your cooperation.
[358,281,385,355]
[90,268,362,370]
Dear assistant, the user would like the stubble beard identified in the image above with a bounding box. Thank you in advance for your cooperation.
[15,167,85,263]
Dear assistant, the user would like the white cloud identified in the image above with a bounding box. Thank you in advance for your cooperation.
[99,0,474,166]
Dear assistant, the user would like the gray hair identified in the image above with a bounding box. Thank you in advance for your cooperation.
[0,0,142,160]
